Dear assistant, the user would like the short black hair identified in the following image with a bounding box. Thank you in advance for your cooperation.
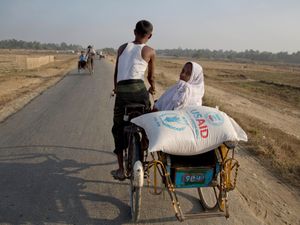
[135,20,153,37]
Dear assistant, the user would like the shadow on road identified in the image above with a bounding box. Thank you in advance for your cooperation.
[0,145,210,224]
[0,145,132,225]
[67,73,93,77]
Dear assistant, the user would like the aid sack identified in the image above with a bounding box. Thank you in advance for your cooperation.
[131,106,247,155]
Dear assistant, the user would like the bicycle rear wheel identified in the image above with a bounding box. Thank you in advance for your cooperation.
[128,133,142,222]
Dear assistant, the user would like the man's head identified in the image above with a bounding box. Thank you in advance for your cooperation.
[134,20,153,40]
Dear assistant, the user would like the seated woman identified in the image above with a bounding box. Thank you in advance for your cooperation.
[78,51,87,72]
[154,61,204,110]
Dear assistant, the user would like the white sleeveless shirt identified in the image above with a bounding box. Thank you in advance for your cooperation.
[117,42,148,82]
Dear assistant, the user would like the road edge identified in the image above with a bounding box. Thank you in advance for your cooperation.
[0,66,76,124]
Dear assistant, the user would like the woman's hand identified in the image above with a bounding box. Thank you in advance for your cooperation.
[151,107,158,112]
[148,86,156,95]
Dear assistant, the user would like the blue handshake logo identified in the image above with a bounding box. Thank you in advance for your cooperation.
[159,113,188,131]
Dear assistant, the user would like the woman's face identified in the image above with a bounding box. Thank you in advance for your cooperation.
[179,63,192,82]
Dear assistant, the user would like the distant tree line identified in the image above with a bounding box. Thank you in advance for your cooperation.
[0,39,82,50]
[157,48,300,64]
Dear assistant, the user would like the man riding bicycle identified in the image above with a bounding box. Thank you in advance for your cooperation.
[111,20,156,181]
[86,45,96,74]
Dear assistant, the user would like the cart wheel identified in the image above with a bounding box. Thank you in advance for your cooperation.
[198,186,219,210]
[128,133,142,222]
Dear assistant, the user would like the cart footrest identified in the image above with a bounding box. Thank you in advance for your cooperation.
[183,211,226,220]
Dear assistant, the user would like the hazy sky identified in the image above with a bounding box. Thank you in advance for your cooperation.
[0,0,299,52]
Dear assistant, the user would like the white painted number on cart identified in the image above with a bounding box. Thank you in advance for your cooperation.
[184,174,205,183]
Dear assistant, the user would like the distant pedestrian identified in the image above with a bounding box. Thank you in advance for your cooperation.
[86,45,96,74]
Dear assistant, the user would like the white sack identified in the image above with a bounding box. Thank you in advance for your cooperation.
[131,106,248,155]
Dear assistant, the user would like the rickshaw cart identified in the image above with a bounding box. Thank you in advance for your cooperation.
[123,104,240,222]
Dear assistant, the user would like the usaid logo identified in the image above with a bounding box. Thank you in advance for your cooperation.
[205,112,224,126]
[159,113,188,131]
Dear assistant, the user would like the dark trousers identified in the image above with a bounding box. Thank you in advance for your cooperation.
[112,79,150,155]
[78,61,86,70]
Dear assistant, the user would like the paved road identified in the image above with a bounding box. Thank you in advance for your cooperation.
[0,60,248,225]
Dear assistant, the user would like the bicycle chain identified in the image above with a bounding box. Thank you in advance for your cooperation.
[225,159,239,191]
[232,161,239,190]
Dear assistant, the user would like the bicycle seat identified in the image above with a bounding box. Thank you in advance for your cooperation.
[124,124,143,133]
[124,104,146,121]
[125,104,145,110]
[224,141,237,149]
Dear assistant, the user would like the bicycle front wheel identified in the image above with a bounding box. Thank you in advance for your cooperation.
[130,178,142,222]
[128,133,142,222]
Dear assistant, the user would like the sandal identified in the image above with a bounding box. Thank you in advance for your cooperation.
[111,169,126,181]
[110,169,118,176]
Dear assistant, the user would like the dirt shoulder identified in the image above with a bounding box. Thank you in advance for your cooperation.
[0,51,77,122]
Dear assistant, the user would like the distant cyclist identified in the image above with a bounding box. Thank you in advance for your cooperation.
[86,45,96,74]
[78,50,87,72]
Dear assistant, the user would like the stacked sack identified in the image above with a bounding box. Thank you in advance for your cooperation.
[131,106,248,155]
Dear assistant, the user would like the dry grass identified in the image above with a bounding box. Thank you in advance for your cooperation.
[0,49,77,118]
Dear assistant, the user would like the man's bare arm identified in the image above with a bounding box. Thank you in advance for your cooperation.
[113,57,118,93]
[113,44,127,93]
[147,50,156,95]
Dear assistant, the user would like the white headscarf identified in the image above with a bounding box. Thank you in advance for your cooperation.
[154,62,204,111]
